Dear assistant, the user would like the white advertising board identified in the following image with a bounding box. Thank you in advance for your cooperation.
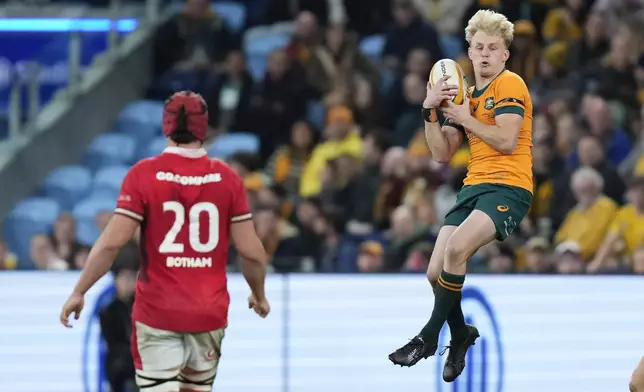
[0,273,642,392]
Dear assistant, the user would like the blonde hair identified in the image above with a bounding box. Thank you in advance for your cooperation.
[465,10,514,48]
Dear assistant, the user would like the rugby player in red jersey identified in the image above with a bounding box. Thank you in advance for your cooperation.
[60,91,270,392]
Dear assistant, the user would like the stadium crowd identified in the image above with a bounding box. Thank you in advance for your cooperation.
[3,0,644,276]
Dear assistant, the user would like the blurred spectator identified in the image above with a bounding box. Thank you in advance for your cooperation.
[30,234,67,271]
[357,241,384,272]
[265,121,318,199]
[541,0,584,47]
[345,129,392,234]
[632,246,644,274]
[253,205,307,272]
[285,11,321,66]
[373,147,409,228]
[382,0,443,72]
[554,167,617,261]
[486,245,516,274]
[580,27,638,109]
[153,0,239,77]
[620,105,644,178]
[100,267,136,392]
[551,134,626,229]
[50,213,86,270]
[306,23,380,99]
[507,20,540,87]
[383,204,432,271]
[418,0,471,36]
[564,12,609,73]
[554,241,585,274]
[300,105,363,197]
[205,50,255,134]
[352,74,387,129]
[265,0,329,27]
[0,238,17,270]
[589,176,644,273]
[388,48,432,125]
[392,73,427,146]
[252,49,308,159]
[522,237,553,273]
[343,0,392,36]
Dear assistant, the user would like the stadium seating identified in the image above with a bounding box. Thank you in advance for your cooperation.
[3,197,61,267]
[84,133,137,172]
[169,2,247,32]
[213,2,247,32]
[41,165,92,211]
[72,196,116,246]
[116,101,163,153]
[245,32,291,79]
[360,34,385,63]
[207,132,260,158]
[143,136,169,160]
[92,165,129,199]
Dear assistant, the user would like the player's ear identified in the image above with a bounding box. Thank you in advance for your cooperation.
[467,46,473,60]
[502,49,510,62]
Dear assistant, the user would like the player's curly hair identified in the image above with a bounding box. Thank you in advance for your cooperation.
[465,9,515,48]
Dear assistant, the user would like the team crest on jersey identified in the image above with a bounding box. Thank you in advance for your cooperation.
[484,96,495,110]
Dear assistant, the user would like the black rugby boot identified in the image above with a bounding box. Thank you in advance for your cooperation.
[441,324,480,382]
[388,336,438,367]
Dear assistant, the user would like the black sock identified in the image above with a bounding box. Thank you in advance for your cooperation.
[430,281,466,339]
[420,270,465,344]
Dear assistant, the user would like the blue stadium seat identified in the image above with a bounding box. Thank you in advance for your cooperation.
[244,32,290,80]
[213,2,247,32]
[116,100,163,147]
[73,196,116,246]
[117,100,164,126]
[3,197,61,266]
[245,32,290,56]
[141,137,169,160]
[360,34,385,62]
[41,165,92,211]
[92,165,129,199]
[84,133,137,172]
[306,101,326,129]
[207,132,260,158]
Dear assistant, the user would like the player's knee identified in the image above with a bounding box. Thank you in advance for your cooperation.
[138,380,180,392]
[426,268,439,288]
[136,369,181,392]
[444,237,470,266]
[179,367,217,392]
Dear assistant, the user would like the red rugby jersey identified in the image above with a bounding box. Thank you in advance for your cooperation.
[115,147,251,332]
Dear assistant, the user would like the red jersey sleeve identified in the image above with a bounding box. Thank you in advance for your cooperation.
[115,164,145,222]
[229,170,252,223]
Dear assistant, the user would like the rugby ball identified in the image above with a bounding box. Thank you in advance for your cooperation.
[429,58,468,107]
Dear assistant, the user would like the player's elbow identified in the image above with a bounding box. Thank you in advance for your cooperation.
[231,220,268,264]
[498,140,517,155]
[497,132,519,154]
[432,153,452,164]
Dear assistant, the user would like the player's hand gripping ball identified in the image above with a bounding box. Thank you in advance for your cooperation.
[427,58,468,108]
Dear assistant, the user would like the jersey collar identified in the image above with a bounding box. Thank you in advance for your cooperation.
[163,147,207,158]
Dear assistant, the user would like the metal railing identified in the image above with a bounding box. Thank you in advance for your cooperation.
[5,0,162,139]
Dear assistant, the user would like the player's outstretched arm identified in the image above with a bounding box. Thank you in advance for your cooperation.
[73,214,140,294]
[231,220,268,300]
